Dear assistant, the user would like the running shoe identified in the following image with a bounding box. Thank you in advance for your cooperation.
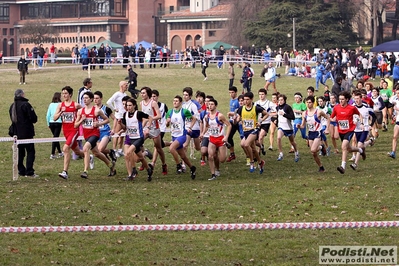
[294,153,300,162]
[181,162,186,173]
[349,155,356,161]
[226,154,236,162]
[215,170,220,177]
[162,164,168,175]
[321,145,327,156]
[277,154,283,161]
[109,149,117,162]
[388,151,396,159]
[81,171,88,179]
[259,160,265,174]
[200,160,206,166]
[176,163,183,174]
[50,154,57,160]
[268,146,273,151]
[249,162,255,173]
[319,166,325,172]
[224,141,232,149]
[246,158,251,165]
[350,163,357,171]
[190,166,196,180]
[368,137,375,147]
[208,174,217,181]
[139,165,145,171]
[147,167,153,182]
[108,161,116,176]
[58,170,68,180]
[360,148,366,160]
[260,144,266,155]
[144,148,153,160]
[336,166,345,174]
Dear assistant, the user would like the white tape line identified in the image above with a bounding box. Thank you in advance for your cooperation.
[1,221,398,233]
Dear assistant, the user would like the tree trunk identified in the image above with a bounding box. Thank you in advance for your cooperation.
[392,0,399,39]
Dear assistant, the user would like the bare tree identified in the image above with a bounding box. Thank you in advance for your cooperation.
[361,0,395,45]
[19,17,58,45]
[225,0,270,47]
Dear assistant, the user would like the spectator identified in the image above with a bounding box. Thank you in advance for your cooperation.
[32,44,38,69]
[46,92,63,160]
[50,43,55,63]
[129,42,136,65]
[137,44,146,69]
[72,44,80,64]
[105,43,113,69]
[17,54,29,85]
[97,43,105,69]
[79,44,89,70]
[9,89,38,178]
[122,42,130,68]
[38,43,45,68]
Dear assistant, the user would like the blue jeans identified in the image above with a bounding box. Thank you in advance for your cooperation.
[38,56,43,67]
[315,75,323,91]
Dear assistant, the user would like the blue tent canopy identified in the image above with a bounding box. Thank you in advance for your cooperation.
[135,40,162,50]
[370,40,399,52]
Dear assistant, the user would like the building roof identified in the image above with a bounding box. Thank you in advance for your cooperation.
[162,3,231,19]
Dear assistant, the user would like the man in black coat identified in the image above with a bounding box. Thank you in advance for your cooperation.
[17,54,29,84]
[122,42,130,68]
[9,89,38,177]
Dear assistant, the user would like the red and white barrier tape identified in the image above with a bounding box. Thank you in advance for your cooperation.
[1,221,398,233]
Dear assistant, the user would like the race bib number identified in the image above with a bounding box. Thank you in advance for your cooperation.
[185,117,192,124]
[82,118,94,129]
[171,122,182,134]
[243,119,255,130]
[62,112,74,123]
[381,94,388,101]
[127,127,139,138]
[338,120,349,130]
[308,124,315,131]
[208,126,220,136]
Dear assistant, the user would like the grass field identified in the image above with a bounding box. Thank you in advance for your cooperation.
[0,61,398,265]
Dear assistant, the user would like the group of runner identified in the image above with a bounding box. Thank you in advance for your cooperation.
[52,75,397,181]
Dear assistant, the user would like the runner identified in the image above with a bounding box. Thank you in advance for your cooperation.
[236,92,269,173]
[203,98,232,180]
[165,95,197,179]
[140,87,168,175]
[275,94,300,162]
[349,91,376,171]
[54,86,84,179]
[120,98,153,181]
[93,91,117,163]
[297,95,330,172]
[255,88,275,156]
[74,91,116,179]
[330,91,366,174]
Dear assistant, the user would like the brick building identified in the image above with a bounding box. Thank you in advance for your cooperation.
[0,0,231,57]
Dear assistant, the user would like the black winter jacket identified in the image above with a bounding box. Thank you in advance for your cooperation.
[9,96,37,139]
